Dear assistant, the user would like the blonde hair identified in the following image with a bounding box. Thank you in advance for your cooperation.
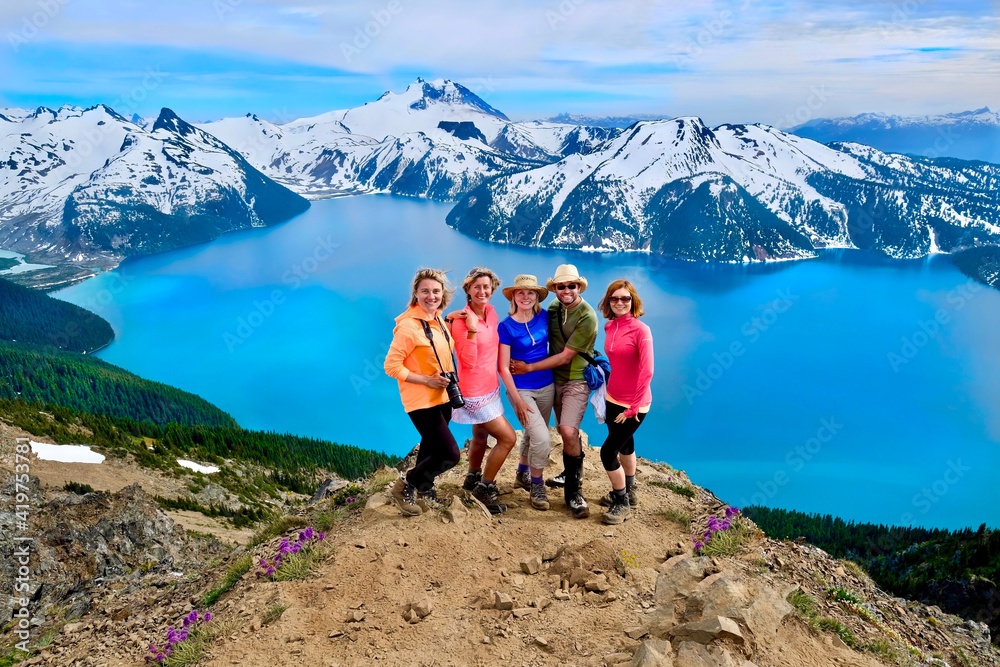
[599,279,645,319]
[461,267,501,302]
[409,268,455,309]
[508,289,542,316]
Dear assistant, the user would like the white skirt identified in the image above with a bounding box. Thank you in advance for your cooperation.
[451,387,504,425]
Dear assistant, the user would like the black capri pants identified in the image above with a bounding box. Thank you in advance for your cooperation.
[600,401,647,471]
[406,403,460,493]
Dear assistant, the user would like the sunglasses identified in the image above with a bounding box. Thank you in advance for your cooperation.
[555,283,579,291]
[608,295,632,303]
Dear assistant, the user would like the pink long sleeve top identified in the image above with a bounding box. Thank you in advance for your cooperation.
[451,303,501,398]
[604,314,654,418]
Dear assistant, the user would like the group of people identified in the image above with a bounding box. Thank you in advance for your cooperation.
[383,264,654,525]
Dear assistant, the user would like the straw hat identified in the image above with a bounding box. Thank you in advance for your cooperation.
[545,264,588,293]
[502,274,549,301]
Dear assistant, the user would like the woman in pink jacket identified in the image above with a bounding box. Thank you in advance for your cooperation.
[446,267,517,514]
[597,279,654,525]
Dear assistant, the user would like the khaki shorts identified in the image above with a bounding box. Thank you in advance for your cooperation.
[554,381,590,432]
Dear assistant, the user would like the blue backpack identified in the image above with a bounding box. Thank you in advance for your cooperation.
[578,350,611,391]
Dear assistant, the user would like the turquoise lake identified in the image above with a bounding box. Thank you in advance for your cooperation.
[54,195,1000,530]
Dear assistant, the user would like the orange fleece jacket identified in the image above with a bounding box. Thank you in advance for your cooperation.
[384,305,456,413]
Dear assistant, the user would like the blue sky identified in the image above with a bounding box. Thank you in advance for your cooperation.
[1,0,998,125]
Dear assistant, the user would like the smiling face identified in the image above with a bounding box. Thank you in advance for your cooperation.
[414,278,444,315]
[554,282,580,306]
[467,275,493,308]
[608,287,632,317]
[513,288,538,313]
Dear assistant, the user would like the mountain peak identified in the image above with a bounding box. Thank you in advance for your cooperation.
[394,78,509,120]
[152,107,197,137]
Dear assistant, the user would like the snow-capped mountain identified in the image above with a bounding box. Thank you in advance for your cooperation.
[447,117,1000,262]
[791,108,1000,164]
[198,78,617,200]
[545,112,666,129]
[0,104,308,265]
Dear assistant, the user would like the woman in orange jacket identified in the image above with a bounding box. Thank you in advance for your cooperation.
[384,268,461,516]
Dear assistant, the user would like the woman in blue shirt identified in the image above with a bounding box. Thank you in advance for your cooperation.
[498,275,555,511]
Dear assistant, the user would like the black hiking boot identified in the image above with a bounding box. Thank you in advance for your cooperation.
[601,488,630,525]
[472,480,507,515]
[514,470,531,491]
[599,479,638,507]
[462,469,483,491]
[545,469,566,488]
[563,452,589,519]
[417,486,446,511]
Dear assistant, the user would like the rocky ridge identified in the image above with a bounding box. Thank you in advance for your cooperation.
[1,427,997,667]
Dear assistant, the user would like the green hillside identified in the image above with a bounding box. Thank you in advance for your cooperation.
[0,276,114,352]
[745,505,1000,644]
[0,341,236,427]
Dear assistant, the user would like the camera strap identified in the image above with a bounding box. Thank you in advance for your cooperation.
[419,317,460,382]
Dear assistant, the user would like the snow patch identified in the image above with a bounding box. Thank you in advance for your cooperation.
[177,459,220,474]
[31,441,105,464]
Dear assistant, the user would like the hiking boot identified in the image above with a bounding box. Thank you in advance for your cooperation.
[599,481,638,507]
[601,488,630,525]
[417,487,446,511]
[529,482,550,511]
[391,478,422,517]
[462,469,483,491]
[472,480,507,515]
[566,492,590,519]
[545,469,566,488]
[514,470,531,491]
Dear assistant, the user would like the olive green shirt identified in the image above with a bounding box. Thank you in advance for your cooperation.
[547,297,598,384]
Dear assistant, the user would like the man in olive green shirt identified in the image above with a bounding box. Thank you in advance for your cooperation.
[511,264,597,519]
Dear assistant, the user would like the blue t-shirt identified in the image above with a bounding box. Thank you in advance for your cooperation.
[498,311,554,390]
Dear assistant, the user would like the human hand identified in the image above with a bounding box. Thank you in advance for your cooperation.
[614,411,637,424]
[510,360,529,375]
[514,399,535,426]
[445,308,468,322]
[425,372,450,389]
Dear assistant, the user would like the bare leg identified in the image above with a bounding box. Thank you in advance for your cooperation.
[468,423,489,472]
[482,416,517,481]
[559,424,581,457]
[606,467,626,492]
[620,453,636,477]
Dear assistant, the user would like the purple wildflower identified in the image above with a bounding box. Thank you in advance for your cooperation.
[204,612,212,622]
[721,520,731,530]
[156,653,164,662]
[317,532,325,541]
[180,630,188,642]
[260,558,268,567]
[694,542,703,551]
[266,566,275,576]
[291,543,302,554]
[703,531,712,540]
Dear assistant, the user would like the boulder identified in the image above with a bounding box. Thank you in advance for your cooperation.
[631,639,672,667]
[655,557,717,604]
[493,592,514,611]
[691,575,793,642]
[520,555,542,575]
[674,642,743,667]
[643,604,679,639]
[669,617,744,645]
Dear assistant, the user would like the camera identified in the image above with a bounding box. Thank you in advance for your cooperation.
[441,372,465,409]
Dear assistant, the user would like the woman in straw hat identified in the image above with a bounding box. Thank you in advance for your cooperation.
[497,275,555,511]
[445,267,518,515]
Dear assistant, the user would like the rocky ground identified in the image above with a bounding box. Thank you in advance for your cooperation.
[1,425,998,667]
